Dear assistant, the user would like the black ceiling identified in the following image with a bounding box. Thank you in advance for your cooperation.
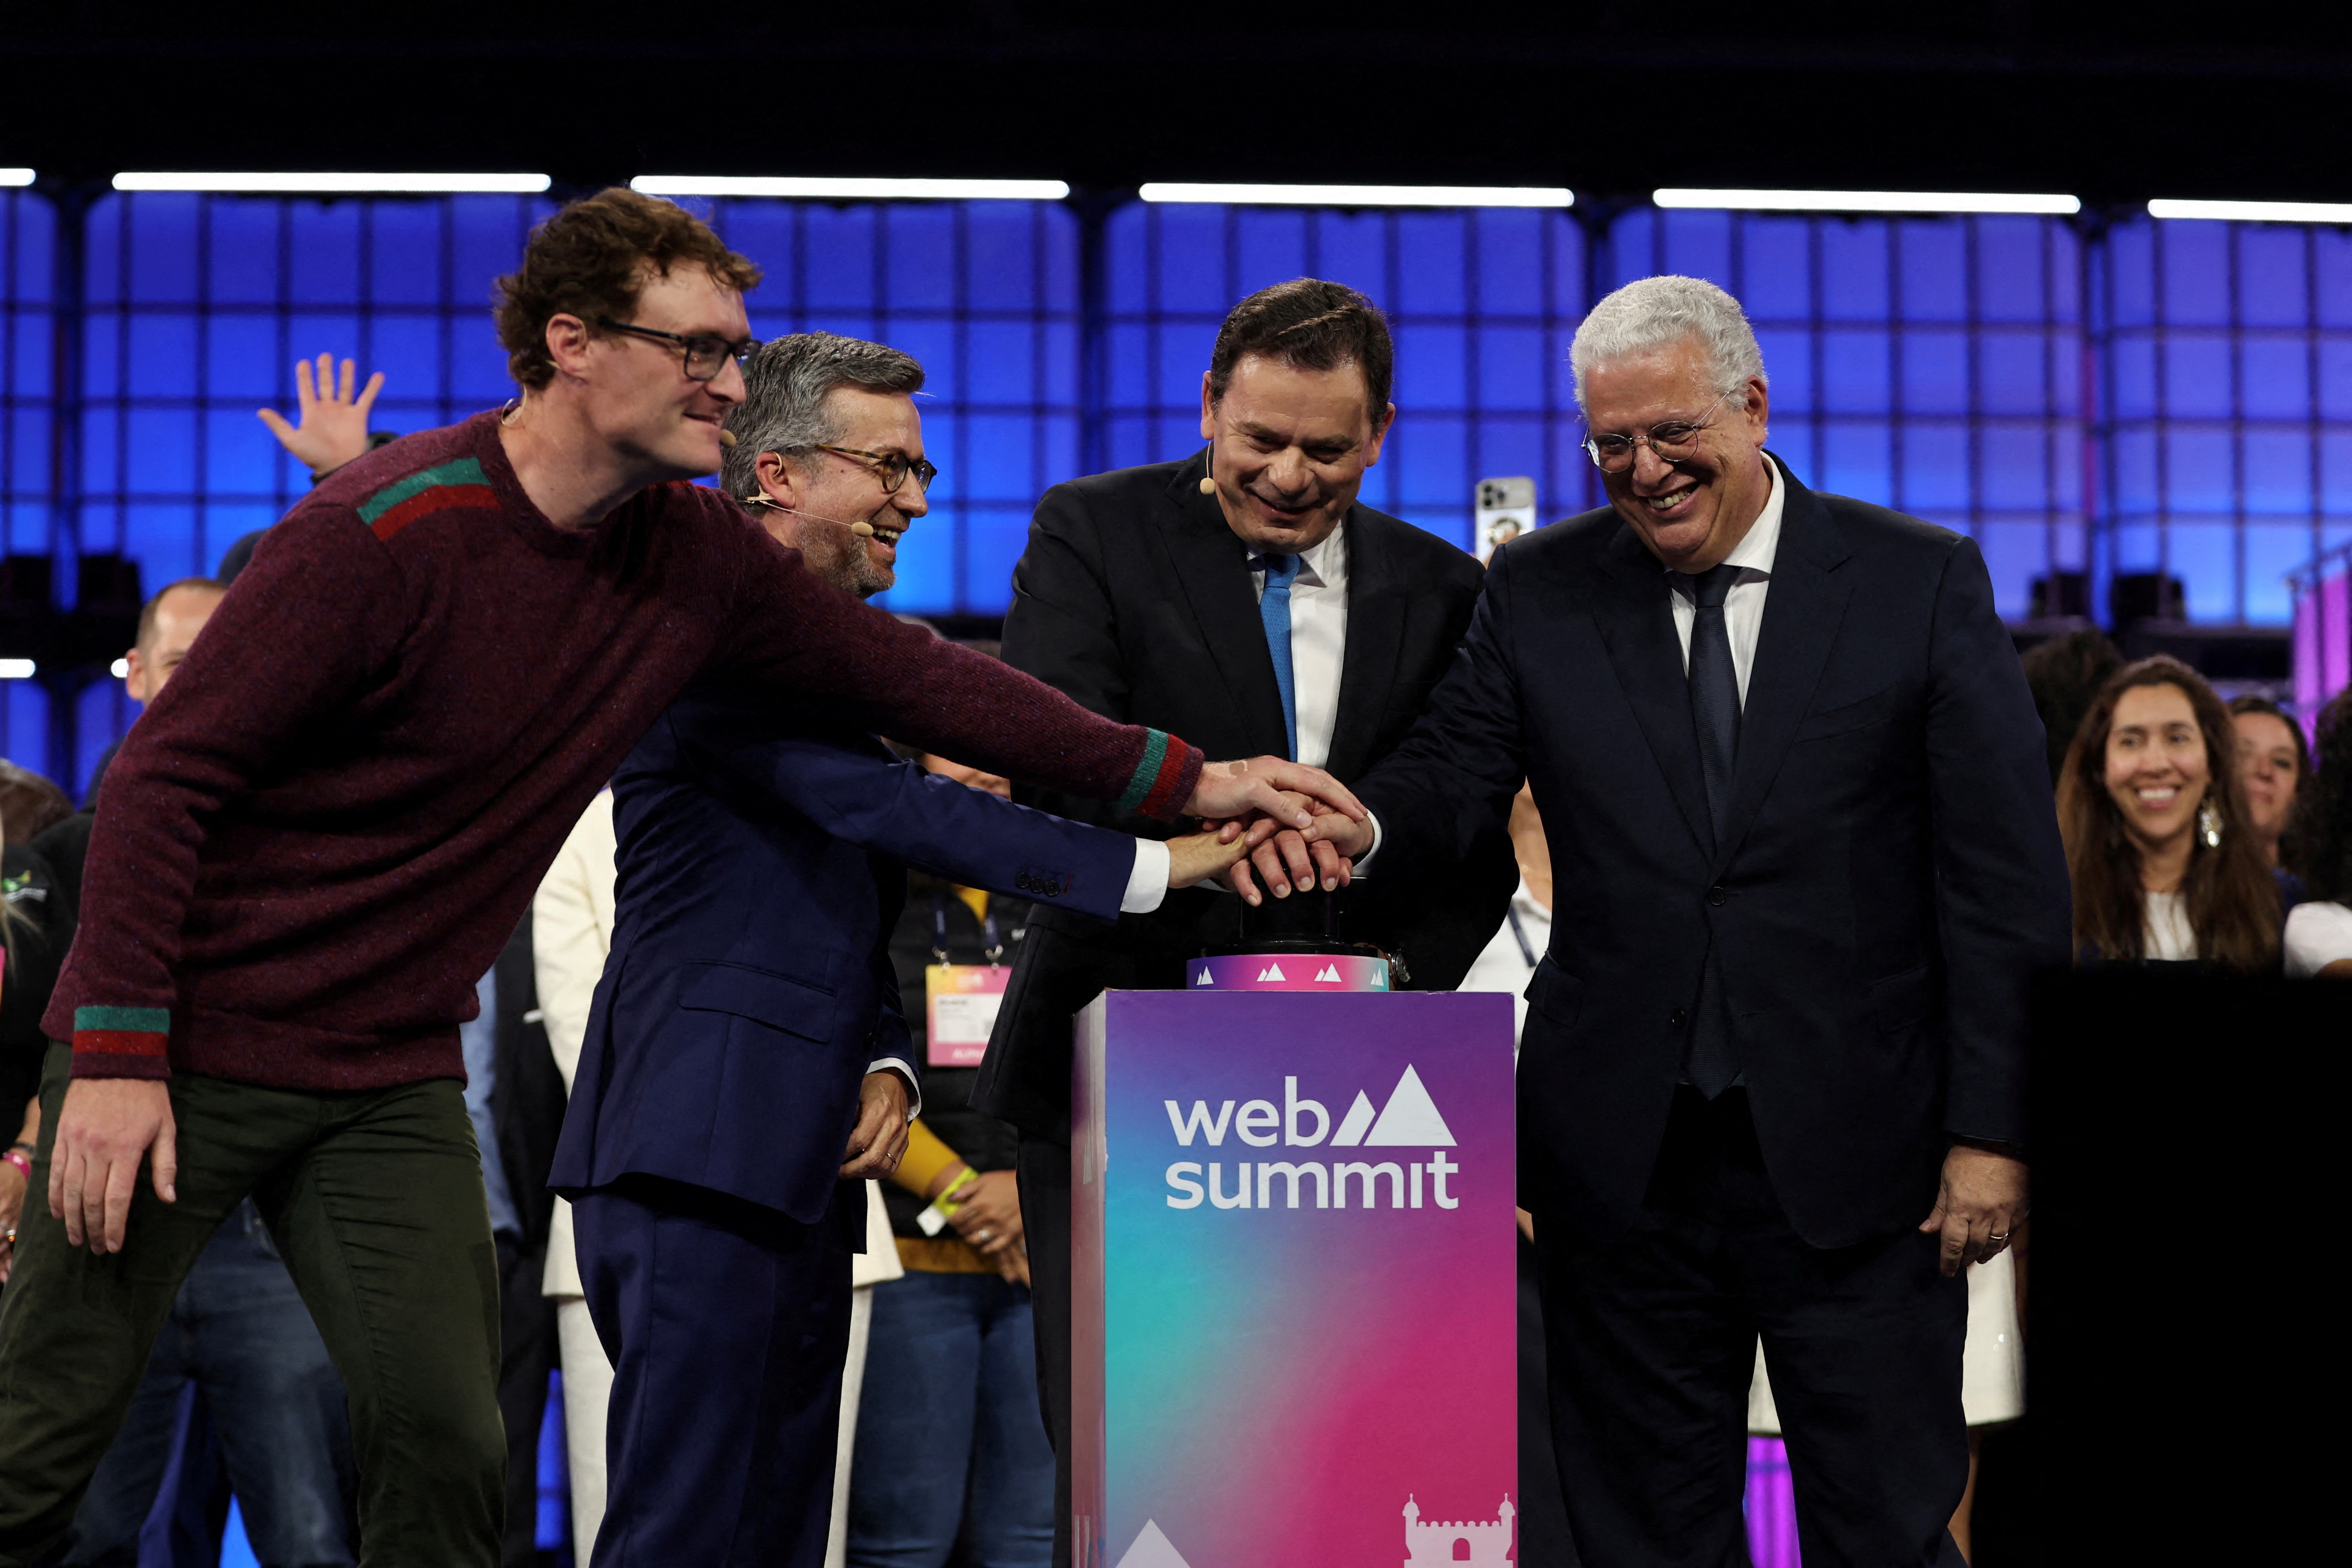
[6,4,2351,209]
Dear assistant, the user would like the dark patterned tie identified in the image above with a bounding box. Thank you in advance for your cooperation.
[1676,562,1743,1097]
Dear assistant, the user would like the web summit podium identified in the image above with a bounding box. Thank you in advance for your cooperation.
[1070,975,1517,1568]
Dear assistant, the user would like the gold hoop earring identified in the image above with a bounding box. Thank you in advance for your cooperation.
[2198,797,2222,849]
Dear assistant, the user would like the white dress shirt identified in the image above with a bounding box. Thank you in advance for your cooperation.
[1667,454,1785,705]
[1249,523,1350,770]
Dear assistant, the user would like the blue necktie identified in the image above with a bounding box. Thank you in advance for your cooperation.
[1258,553,1300,761]
[1675,561,1743,1097]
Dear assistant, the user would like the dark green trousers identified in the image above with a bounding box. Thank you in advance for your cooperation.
[0,1045,504,1567]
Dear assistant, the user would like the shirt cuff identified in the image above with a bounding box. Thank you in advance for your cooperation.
[868,1058,922,1121]
[1121,838,1172,914]
[1352,811,1383,875]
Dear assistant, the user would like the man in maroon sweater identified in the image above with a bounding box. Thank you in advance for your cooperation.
[0,190,1360,1567]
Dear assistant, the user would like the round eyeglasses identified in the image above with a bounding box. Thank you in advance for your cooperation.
[1582,389,1735,473]
[814,444,939,496]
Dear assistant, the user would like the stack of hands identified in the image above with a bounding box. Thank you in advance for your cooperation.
[1160,758,1377,902]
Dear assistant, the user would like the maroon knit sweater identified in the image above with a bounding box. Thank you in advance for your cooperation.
[48,413,1202,1090]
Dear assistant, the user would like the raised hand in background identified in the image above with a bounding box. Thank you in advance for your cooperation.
[257,353,383,477]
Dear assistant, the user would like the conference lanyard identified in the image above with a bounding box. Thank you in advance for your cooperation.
[926,891,1009,1068]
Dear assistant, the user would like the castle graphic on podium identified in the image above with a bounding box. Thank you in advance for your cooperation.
[1107,1495,1517,1568]
[1402,1495,1515,1566]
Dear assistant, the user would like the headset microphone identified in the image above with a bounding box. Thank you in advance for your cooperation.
[743,494,877,537]
[717,429,738,449]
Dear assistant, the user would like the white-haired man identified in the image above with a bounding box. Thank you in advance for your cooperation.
[1241,276,2071,1566]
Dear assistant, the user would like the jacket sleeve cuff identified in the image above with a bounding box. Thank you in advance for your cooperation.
[1114,729,1203,823]
[69,1006,173,1079]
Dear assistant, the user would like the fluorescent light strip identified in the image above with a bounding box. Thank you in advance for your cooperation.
[0,169,32,188]
[632,176,1068,201]
[1141,182,1571,209]
[112,172,552,194]
[1654,188,2080,216]
[2149,198,2352,224]
[0,659,35,680]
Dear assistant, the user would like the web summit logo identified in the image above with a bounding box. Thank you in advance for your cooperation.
[1161,1068,1460,1211]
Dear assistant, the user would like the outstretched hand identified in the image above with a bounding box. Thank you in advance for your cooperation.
[257,353,383,476]
[1184,758,1365,833]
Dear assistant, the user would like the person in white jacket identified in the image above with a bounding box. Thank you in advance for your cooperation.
[532,790,905,1568]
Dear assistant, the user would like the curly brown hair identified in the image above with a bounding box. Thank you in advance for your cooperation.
[494,188,762,389]
[2057,655,2281,971]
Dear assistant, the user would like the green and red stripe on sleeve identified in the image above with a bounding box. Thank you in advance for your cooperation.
[1115,728,1196,821]
[357,458,499,542]
[70,1005,174,1080]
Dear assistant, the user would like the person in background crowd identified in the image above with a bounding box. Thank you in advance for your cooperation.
[41,579,227,905]
[2284,689,2352,976]
[0,763,73,849]
[35,576,358,1568]
[0,188,1352,1568]
[1,810,71,1288]
[531,791,620,1561]
[2059,656,2351,978]
[1450,781,1575,1568]
[533,785,913,1568]
[848,736,1057,1568]
[975,281,1512,1566]
[550,330,1265,1568]
[2229,695,2311,882]
[1255,275,2072,1567]
[2020,627,2123,789]
[463,921,567,1568]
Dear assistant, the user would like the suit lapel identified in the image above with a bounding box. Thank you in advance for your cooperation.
[1325,510,1403,782]
[1711,462,1856,870]
[1593,523,1715,857]
[1149,452,1292,760]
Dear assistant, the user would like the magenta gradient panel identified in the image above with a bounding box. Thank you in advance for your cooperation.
[1072,990,1517,1568]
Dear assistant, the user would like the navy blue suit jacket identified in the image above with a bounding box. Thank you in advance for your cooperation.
[549,683,1136,1225]
[1356,460,2072,1248]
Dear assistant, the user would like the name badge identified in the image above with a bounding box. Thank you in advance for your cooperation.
[926,964,1010,1067]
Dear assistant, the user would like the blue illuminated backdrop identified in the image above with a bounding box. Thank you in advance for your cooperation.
[4,189,2351,795]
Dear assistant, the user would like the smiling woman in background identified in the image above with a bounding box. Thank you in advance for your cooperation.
[2060,656,2351,977]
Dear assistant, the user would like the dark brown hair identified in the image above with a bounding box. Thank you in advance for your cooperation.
[2057,656,2281,971]
[495,189,762,389]
[2227,693,2313,874]
[2299,689,2351,903]
[1207,279,1393,418]
[2020,628,2122,789]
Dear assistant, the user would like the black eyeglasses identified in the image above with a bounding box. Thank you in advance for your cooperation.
[597,320,759,381]
[814,444,939,495]
[1582,389,1735,473]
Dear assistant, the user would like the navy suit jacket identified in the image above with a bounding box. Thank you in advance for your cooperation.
[1356,459,2072,1248]
[549,682,1137,1225]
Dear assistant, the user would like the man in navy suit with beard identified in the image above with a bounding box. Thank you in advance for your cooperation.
[1240,277,2071,1568]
